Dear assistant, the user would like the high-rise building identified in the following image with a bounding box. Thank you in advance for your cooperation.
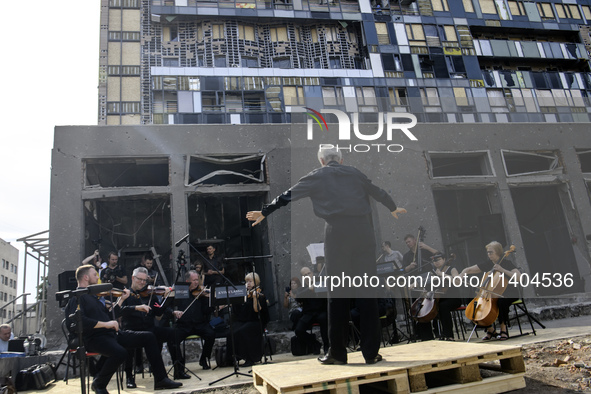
[0,238,19,323]
[99,0,590,126]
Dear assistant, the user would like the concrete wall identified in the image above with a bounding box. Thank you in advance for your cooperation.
[47,123,591,347]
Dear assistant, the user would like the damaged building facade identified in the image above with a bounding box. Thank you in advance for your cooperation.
[46,0,591,346]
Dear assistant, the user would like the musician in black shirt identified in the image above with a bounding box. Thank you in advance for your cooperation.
[100,252,128,289]
[460,241,521,341]
[173,270,215,373]
[247,147,406,365]
[65,265,182,393]
[402,234,439,275]
[120,267,180,387]
[201,244,225,287]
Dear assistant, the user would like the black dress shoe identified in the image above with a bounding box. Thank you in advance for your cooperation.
[318,353,347,365]
[365,354,383,365]
[173,371,191,380]
[199,358,211,370]
[91,382,109,394]
[126,377,137,389]
[154,377,183,390]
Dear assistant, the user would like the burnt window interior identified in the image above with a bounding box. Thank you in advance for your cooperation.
[433,188,502,271]
[501,150,561,176]
[84,196,172,283]
[187,194,269,286]
[187,154,266,186]
[429,151,493,177]
[85,157,169,187]
[576,149,591,173]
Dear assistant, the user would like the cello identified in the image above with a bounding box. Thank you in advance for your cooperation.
[408,252,456,323]
[464,245,516,327]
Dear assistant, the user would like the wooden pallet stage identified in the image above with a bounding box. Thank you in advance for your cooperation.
[252,341,526,394]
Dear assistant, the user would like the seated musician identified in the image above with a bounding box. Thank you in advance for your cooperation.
[173,270,215,373]
[283,276,303,330]
[459,241,521,341]
[430,253,461,341]
[65,265,182,393]
[294,267,328,355]
[119,267,180,388]
[226,272,270,367]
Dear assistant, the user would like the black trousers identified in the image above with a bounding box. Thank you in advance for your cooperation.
[294,311,329,353]
[437,298,462,339]
[86,330,166,389]
[324,215,380,361]
[125,325,179,376]
[176,322,215,366]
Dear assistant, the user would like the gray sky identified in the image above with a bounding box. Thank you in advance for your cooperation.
[0,1,101,295]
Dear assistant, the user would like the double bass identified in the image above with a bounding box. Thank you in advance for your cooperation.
[464,245,516,327]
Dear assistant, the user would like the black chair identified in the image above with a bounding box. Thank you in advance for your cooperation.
[508,298,546,338]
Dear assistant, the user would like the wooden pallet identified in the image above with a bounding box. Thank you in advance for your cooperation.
[253,341,525,394]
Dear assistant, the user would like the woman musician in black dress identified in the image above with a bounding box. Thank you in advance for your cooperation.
[430,253,462,341]
[459,241,521,341]
[226,272,269,367]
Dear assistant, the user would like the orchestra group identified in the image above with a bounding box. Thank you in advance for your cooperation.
[65,147,521,392]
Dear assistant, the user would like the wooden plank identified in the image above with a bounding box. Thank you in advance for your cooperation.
[420,373,525,394]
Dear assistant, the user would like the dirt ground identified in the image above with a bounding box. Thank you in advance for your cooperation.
[197,336,591,394]
[513,335,591,393]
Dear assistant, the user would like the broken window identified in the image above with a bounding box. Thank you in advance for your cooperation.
[186,154,266,186]
[501,150,562,177]
[84,196,172,283]
[85,157,169,187]
[429,151,493,178]
[576,149,591,173]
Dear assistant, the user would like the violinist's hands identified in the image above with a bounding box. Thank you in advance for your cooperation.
[135,305,151,313]
[246,211,265,226]
[407,261,417,272]
[391,207,407,219]
[434,268,442,276]
[120,289,131,302]
[173,310,183,319]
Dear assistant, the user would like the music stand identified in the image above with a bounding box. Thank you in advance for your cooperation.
[209,283,251,385]
[167,282,202,381]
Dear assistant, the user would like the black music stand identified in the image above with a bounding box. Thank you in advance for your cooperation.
[209,282,251,385]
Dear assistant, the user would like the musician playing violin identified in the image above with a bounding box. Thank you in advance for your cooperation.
[459,241,521,341]
[120,267,179,388]
[430,253,462,341]
[173,270,215,373]
[65,265,182,393]
[226,272,270,367]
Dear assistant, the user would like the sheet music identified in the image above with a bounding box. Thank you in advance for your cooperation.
[306,243,324,265]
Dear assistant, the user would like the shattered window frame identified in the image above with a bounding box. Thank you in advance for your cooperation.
[427,150,494,179]
[185,154,267,186]
[84,157,170,188]
[501,149,563,177]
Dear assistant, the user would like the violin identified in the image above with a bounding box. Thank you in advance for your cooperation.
[138,285,172,298]
[96,289,126,298]
[247,288,262,298]
[191,285,210,298]
[464,245,516,327]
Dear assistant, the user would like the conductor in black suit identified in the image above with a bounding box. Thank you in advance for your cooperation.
[247,147,406,365]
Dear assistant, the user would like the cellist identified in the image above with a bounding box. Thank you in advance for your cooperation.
[459,241,521,341]
[430,253,462,341]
